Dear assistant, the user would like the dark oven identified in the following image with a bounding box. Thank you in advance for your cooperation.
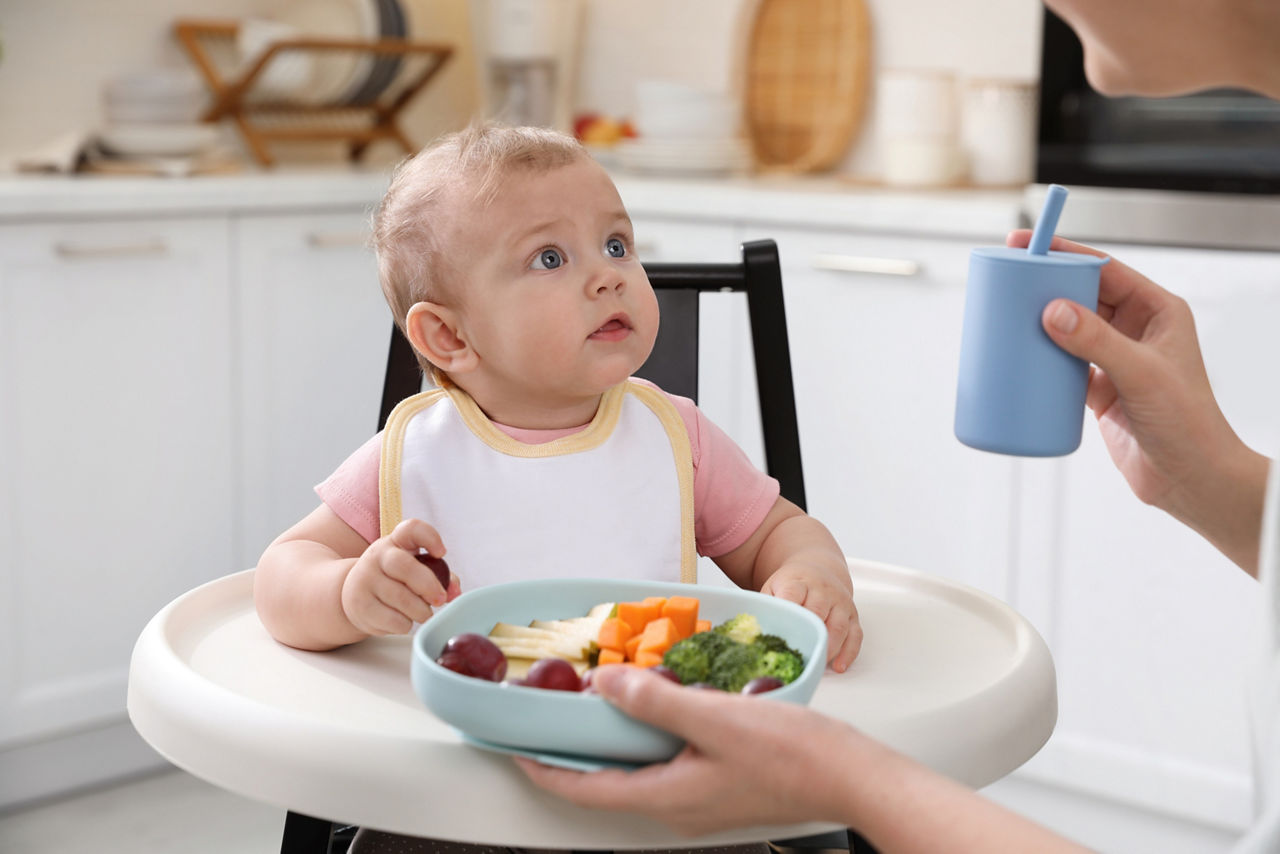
[1036,9,1280,196]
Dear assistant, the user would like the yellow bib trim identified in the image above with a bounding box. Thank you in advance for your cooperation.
[379,380,697,584]
[443,383,625,458]
[379,388,449,539]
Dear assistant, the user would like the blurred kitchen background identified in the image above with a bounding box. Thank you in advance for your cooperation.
[2,1,1278,853]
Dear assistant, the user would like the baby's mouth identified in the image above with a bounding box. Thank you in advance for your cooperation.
[590,314,633,339]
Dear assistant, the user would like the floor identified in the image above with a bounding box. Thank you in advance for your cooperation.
[0,769,286,853]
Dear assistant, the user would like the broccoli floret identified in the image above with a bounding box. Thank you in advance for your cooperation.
[754,633,792,654]
[662,631,734,685]
[707,642,763,692]
[669,622,806,691]
[714,613,762,645]
[756,649,805,684]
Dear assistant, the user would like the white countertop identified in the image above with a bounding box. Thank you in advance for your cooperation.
[0,167,1026,239]
[7,167,1276,250]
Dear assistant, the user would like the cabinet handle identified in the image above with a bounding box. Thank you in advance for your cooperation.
[53,239,168,259]
[811,253,922,277]
[306,231,369,249]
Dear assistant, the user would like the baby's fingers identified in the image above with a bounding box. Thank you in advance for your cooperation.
[827,601,863,671]
[762,575,809,608]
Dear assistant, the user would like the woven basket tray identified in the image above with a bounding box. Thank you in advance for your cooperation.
[744,0,871,172]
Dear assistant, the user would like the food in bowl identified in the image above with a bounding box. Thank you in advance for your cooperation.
[412,578,827,764]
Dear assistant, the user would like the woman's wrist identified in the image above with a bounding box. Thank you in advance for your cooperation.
[1166,436,1270,576]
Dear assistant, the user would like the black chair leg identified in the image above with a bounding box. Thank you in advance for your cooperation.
[281,811,336,854]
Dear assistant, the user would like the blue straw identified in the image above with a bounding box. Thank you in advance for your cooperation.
[1028,184,1068,255]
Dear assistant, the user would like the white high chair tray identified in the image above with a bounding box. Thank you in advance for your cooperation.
[127,558,1056,848]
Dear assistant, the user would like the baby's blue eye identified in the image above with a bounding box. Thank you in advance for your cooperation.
[532,248,564,270]
[605,237,626,258]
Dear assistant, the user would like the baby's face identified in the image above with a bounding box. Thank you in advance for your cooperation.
[446,157,660,417]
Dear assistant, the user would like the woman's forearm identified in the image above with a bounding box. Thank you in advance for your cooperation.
[1166,444,1270,577]
[833,733,1091,854]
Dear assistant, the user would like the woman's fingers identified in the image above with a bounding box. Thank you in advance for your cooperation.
[1040,297,1151,395]
[591,667,744,750]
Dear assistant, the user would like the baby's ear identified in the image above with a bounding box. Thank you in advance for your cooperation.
[405,302,478,375]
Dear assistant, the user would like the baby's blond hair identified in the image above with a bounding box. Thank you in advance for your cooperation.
[371,123,588,376]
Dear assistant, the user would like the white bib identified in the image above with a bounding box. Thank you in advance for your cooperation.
[378,380,696,589]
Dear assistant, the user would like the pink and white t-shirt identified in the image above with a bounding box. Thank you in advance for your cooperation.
[315,379,781,559]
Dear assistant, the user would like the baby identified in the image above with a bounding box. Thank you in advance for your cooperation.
[254,123,861,851]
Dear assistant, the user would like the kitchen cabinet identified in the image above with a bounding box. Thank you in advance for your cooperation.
[0,193,390,809]
[0,216,236,804]
[235,211,391,568]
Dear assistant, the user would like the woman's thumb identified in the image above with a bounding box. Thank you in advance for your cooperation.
[1041,299,1142,390]
[593,666,702,737]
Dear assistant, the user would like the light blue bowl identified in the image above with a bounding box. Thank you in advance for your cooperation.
[412,578,828,764]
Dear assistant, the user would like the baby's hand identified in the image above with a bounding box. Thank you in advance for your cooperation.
[340,518,460,637]
[761,565,862,672]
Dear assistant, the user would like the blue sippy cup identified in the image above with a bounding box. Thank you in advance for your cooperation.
[954,185,1109,457]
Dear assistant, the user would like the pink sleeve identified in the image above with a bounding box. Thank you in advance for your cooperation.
[660,389,781,558]
[315,433,382,545]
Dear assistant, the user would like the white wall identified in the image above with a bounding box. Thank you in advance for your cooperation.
[0,0,1041,175]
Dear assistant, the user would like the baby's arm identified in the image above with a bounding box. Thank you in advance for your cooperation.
[712,497,862,671]
[254,505,456,651]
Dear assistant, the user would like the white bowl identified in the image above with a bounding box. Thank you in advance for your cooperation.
[103,69,207,125]
[412,577,827,765]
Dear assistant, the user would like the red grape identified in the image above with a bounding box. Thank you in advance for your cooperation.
[650,665,681,684]
[522,658,582,692]
[742,676,784,695]
[441,633,507,682]
[436,650,475,677]
[415,552,451,588]
[579,668,598,693]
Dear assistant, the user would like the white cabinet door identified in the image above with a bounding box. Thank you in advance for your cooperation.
[236,211,392,566]
[1007,242,1280,836]
[754,225,1016,598]
[0,217,234,748]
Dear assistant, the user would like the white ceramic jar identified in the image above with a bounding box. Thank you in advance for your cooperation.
[876,69,963,187]
[961,78,1037,187]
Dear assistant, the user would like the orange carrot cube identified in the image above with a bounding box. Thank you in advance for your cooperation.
[661,595,699,639]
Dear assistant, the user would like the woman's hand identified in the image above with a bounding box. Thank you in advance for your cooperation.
[515,666,864,835]
[1008,230,1269,573]
[518,666,1097,853]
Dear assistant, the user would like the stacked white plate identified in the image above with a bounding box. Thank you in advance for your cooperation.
[620,80,749,177]
[98,68,224,159]
[616,138,751,176]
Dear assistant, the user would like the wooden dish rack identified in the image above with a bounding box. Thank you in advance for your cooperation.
[174,19,453,166]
